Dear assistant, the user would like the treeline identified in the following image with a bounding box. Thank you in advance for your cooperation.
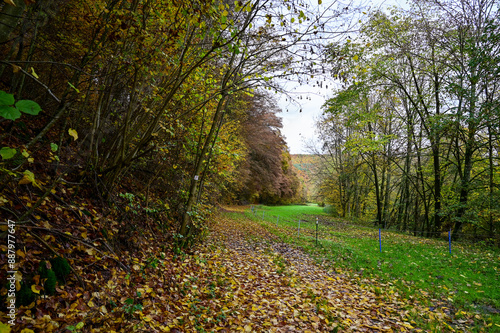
[315,0,500,243]
[0,0,308,245]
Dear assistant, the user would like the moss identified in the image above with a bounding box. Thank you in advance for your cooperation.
[44,269,57,295]
[50,256,71,282]
[38,261,57,295]
[38,260,47,275]
[17,282,35,307]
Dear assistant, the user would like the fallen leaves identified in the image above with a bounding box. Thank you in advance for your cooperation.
[2,202,484,332]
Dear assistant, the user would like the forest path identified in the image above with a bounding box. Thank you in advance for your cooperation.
[196,212,418,332]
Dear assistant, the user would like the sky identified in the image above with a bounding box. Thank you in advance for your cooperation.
[277,82,331,154]
[276,0,408,154]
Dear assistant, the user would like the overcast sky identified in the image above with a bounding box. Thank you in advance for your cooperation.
[277,82,330,154]
[276,0,408,154]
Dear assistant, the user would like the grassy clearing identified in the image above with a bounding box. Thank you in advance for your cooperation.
[239,204,500,331]
[252,204,327,221]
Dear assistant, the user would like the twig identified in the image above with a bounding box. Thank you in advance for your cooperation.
[0,61,61,103]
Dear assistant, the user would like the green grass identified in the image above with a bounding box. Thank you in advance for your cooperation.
[239,204,500,331]
[249,204,327,228]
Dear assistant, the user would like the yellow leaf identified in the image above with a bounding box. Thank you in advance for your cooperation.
[244,325,252,332]
[21,330,35,333]
[19,176,31,185]
[31,284,41,294]
[11,64,20,72]
[81,232,87,239]
[68,128,78,141]
[30,67,39,79]
[0,322,11,333]
[3,0,16,7]
[19,170,36,186]
[16,249,25,258]
[353,55,359,60]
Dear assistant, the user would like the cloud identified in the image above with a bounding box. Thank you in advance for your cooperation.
[278,91,325,154]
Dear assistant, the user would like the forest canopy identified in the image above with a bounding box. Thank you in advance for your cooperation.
[0,0,336,245]
[315,0,500,243]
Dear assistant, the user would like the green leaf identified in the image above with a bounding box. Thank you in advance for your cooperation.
[50,143,59,152]
[0,91,15,106]
[0,147,17,160]
[75,322,84,330]
[67,82,80,93]
[0,105,21,120]
[16,100,41,115]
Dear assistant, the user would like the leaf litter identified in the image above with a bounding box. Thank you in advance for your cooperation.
[2,205,479,332]
[197,214,417,332]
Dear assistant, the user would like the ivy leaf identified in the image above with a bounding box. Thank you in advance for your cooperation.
[0,105,21,120]
[0,147,17,160]
[16,100,42,115]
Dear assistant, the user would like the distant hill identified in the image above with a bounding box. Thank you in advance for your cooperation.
[291,154,322,202]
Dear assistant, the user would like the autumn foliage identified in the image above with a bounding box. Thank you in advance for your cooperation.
[0,0,308,330]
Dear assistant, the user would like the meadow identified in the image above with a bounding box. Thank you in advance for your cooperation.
[243,204,500,331]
